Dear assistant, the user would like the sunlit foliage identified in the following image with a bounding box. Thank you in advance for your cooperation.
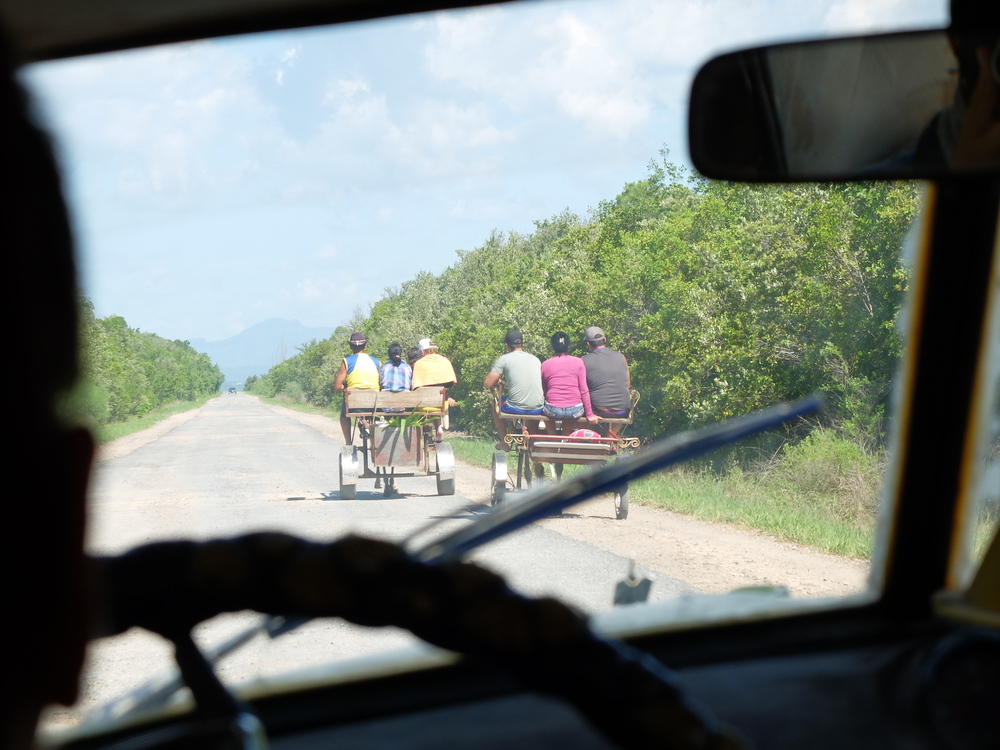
[250,154,919,458]
[74,299,224,424]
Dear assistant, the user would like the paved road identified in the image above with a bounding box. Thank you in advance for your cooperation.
[60,394,691,728]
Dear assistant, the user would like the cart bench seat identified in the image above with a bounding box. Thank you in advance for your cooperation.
[344,386,447,417]
[594,389,641,425]
[493,389,640,425]
[497,410,544,422]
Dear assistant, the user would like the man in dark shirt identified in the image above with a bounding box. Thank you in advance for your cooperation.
[581,327,631,418]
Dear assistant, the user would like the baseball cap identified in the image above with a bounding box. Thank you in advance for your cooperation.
[504,330,523,347]
[349,332,367,345]
[418,337,438,350]
[584,326,606,343]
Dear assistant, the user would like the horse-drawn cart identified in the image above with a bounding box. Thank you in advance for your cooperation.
[490,390,640,519]
[340,387,455,498]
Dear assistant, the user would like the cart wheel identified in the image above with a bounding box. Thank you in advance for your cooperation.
[614,483,629,520]
[339,445,358,500]
[491,451,508,507]
[435,442,456,496]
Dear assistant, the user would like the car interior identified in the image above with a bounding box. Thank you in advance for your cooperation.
[2,0,998,748]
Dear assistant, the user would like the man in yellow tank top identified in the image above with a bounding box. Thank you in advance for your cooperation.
[334,332,381,443]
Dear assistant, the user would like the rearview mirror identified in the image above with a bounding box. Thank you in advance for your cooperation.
[689,29,1000,181]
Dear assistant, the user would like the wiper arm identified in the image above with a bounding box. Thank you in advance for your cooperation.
[92,615,307,724]
[416,395,821,564]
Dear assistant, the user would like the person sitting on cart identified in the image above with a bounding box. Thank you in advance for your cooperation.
[378,342,412,414]
[483,329,544,451]
[412,337,457,442]
[380,342,412,392]
[581,326,632,428]
[334,332,381,444]
[541,331,600,435]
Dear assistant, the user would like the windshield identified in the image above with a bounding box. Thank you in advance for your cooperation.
[23,0,950,734]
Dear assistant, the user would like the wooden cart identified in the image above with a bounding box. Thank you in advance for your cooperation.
[340,387,455,498]
[490,390,640,519]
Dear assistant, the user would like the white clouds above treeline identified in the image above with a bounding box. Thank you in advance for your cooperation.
[23,0,946,340]
[28,0,947,212]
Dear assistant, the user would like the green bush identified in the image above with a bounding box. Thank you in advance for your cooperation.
[769,429,883,526]
[281,381,305,402]
[62,381,110,426]
[77,297,224,426]
[251,153,918,514]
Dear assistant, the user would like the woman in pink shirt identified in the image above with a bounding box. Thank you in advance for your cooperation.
[540,331,600,433]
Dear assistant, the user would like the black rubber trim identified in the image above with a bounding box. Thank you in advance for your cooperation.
[14,0,520,64]
[880,178,1000,616]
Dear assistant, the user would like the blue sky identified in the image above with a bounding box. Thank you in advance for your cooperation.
[23,0,946,343]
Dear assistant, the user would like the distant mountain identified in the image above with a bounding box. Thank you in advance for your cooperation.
[190,318,335,390]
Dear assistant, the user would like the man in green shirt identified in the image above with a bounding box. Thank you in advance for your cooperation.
[483,330,544,449]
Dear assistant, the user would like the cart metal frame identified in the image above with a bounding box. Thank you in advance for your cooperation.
[340,387,456,498]
[490,389,640,519]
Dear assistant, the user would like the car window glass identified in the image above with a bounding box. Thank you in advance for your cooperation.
[954,228,1000,586]
[21,0,949,735]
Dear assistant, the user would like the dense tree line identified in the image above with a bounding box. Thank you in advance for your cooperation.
[73,298,224,424]
[248,154,919,457]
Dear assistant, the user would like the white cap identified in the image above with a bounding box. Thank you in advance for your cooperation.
[418,337,438,350]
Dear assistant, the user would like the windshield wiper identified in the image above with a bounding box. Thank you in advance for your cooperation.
[417,395,821,564]
[90,615,307,724]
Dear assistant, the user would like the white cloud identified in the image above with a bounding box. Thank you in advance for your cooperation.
[22,0,950,341]
[28,41,284,212]
[298,276,359,301]
[323,77,372,104]
[421,0,947,141]
[276,45,301,85]
[25,0,948,220]
[297,277,327,301]
[824,0,946,32]
[422,3,735,138]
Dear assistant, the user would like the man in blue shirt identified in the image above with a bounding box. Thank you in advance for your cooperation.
[380,342,412,392]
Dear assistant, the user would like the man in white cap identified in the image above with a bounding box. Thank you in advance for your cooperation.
[581,326,631,421]
[412,337,457,441]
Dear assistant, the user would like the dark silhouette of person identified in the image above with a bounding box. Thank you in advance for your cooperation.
[1,27,96,749]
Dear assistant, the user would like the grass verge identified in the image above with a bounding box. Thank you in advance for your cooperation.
[448,434,497,468]
[96,393,220,445]
[630,470,874,559]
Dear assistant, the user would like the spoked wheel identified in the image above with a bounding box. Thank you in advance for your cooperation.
[435,442,456,496]
[491,451,508,507]
[614,483,629,520]
[339,445,358,499]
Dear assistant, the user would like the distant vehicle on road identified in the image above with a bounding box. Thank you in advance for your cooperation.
[228,387,236,394]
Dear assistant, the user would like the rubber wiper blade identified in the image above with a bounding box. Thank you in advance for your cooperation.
[417,395,821,565]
